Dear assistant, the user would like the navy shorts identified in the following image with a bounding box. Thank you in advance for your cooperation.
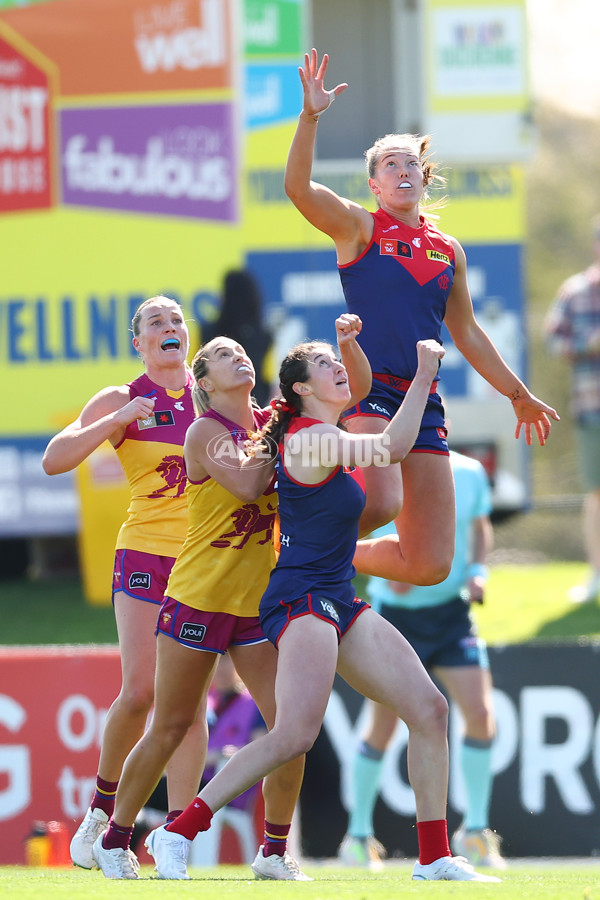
[379,597,489,669]
[341,377,449,455]
[157,596,267,653]
[260,592,371,648]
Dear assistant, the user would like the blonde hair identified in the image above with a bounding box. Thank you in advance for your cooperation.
[190,338,260,416]
[190,341,215,415]
[365,133,446,212]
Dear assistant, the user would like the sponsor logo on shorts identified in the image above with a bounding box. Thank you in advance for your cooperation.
[320,599,340,623]
[129,572,151,589]
[368,401,391,417]
[180,622,207,643]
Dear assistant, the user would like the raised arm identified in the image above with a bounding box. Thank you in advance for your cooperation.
[284,340,443,482]
[335,313,372,408]
[183,417,275,503]
[444,238,559,446]
[284,49,370,252]
[42,386,157,475]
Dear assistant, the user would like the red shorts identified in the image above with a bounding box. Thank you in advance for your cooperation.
[112,548,176,606]
[156,596,267,653]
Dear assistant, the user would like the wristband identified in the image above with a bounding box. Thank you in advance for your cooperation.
[467,563,488,580]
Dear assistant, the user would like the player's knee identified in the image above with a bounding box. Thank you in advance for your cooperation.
[276,727,320,760]
[420,688,449,736]
[153,714,196,754]
[119,684,155,717]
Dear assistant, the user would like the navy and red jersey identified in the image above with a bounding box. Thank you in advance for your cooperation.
[339,208,455,380]
[260,417,366,613]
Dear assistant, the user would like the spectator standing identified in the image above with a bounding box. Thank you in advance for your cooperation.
[545,216,600,603]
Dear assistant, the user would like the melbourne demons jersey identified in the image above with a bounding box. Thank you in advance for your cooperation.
[260,417,366,611]
[115,371,194,557]
[339,208,455,379]
[165,408,277,618]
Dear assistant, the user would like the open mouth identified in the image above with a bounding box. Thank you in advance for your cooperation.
[161,338,180,351]
[399,181,412,189]
[237,364,252,373]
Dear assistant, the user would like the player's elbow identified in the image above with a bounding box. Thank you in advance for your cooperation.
[41,451,64,476]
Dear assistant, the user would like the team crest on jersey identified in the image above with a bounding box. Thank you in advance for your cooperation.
[380,238,413,258]
[137,410,175,429]
[426,249,451,265]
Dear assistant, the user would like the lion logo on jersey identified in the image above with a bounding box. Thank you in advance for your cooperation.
[149,454,187,498]
[211,502,276,549]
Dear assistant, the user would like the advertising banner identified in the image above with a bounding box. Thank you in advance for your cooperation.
[2,643,600,864]
[301,643,600,859]
[423,0,534,162]
[0,31,54,212]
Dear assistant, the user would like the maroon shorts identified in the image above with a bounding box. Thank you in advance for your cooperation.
[112,548,176,606]
[156,596,267,653]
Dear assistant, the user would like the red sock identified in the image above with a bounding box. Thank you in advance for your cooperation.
[165,798,213,841]
[416,819,451,865]
[102,820,133,851]
[263,821,290,858]
[91,777,118,817]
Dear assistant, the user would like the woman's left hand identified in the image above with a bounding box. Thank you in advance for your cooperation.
[335,313,362,346]
[511,392,560,446]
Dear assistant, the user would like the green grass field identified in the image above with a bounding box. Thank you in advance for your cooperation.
[1,863,598,899]
[1,560,598,647]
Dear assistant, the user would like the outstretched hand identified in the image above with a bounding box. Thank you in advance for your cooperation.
[511,393,560,446]
[299,48,348,117]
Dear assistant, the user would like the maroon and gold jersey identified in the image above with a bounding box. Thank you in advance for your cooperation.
[114,371,195,557]
[164,408,277,618]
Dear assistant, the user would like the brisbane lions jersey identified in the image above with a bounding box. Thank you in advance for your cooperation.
[114,370,194,556]
[164,407,277,618]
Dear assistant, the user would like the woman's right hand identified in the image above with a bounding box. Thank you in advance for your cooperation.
[415,339,445,382]
[114,395,156,426]
[299,48,348,117]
